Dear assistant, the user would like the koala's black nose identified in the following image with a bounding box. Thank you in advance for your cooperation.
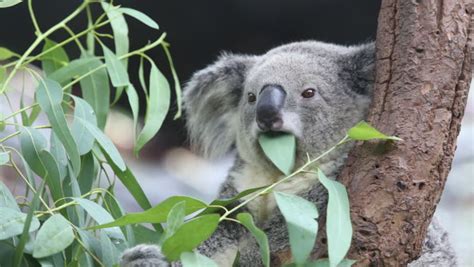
[256,84,286,131]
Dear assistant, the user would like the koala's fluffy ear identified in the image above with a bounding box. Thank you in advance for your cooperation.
[341,43,376,94]
[183,53,256,159]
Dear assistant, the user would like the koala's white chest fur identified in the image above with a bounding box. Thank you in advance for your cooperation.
[231,164,317,222]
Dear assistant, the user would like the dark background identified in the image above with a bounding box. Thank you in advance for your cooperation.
[0,0,381,157]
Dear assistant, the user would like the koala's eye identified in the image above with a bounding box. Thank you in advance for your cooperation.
[248,92,256,103]
[301,88,316,98]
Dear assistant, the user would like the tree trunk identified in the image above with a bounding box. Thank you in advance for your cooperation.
[271,0,472,266]
[336,0,472,266]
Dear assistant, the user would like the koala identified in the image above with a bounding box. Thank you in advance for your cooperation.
[121,41,456,266]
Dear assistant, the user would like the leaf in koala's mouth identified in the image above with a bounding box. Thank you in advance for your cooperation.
[258,132,296,175]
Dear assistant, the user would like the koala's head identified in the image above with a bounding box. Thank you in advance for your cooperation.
[184,41,375,168]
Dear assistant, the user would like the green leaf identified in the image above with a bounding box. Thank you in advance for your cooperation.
[20,127,63,202]
[119,8,159,29]
[258,133,296,175]
[98,231,120,267]
[71,96,97,155]
[138,56,147,98]
[0,66,6,84]
[40,39,69,75]
[0,207,40,240]
[162,214,219,261]
[76,56,110,129]
[13,180,45,266]
[125,84,139,138]
[274,191,318,264]
[36,78,81,175]
[0,47,16,59]
[103,187,135,244]
[73,198,124,240]
[0,151,9,165]
[131,225,161,246]
[162,44,182,120]
[102,155,154,217]
[0,180,19,210]
[237,213,270,267]
[200,186,265,215]
[347,121,402,141]
[77,152,98,194]
[102,44,129,88]
[48,57,100,85]
[101,2,129,57]
[318,169,352,267]
[90,196,206,230]
[101,2,129,103]
[50,133,68,179]
[164,201,186,240]
[181,251,218,267]
[72,116,126,171]
[33,214,74,258]
[305,258,356,267]
[134,61,170,154]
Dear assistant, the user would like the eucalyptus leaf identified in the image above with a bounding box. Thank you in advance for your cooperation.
[99,231,120,267]
[274,191,318,264]
[162,214,220,261]
[50,133,68,180]
[134,61,170,154]
[48,57,101,86]
[131,224,161,246]
[200,186,265,215]
[41,39,69,75]
[101,44,129,88]
[347,121,402,141]
[77,152,98,194]
[318,169,352,267]
[181,251,218,267]
[33,214,74,258]
[0,66,6,84]
[19,127,63,202]
[0,180,19,210]
[119,8,159,29]
[0,207,40,240]
[90,196,206,230]
[73,198,124,240]
[0,151,9,165]
[258,133,296,175]
[76,56,110,129]
[125,84,139,137]
[0,47,16,59]
[237,213,270,267]
[103,155,154,219]
[101,2,129,57]
[36,78,81,175]
[72,116,126,171]
[101,2,129,102]
[164,201,186,240]
[71,96,98,155]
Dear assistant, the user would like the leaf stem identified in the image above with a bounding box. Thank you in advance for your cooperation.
[1,1,89,94]
[27,0,42,35]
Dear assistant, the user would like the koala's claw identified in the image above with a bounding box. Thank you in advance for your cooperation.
[120,244,170,267]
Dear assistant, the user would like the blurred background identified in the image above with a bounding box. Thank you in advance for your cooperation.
[0,0,472,265]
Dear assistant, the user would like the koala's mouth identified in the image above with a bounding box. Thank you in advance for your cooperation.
[258,130,290,137]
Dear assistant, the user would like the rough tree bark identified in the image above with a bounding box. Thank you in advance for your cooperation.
[272,0,472,266]
[337,0,472,266]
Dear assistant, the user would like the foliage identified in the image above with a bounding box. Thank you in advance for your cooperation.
[0,1,402,266]
[0,0,178,265]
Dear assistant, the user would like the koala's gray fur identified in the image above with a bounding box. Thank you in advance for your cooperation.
[121,41,456,267]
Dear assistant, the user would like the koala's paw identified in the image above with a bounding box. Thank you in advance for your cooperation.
[120,244,170,267]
